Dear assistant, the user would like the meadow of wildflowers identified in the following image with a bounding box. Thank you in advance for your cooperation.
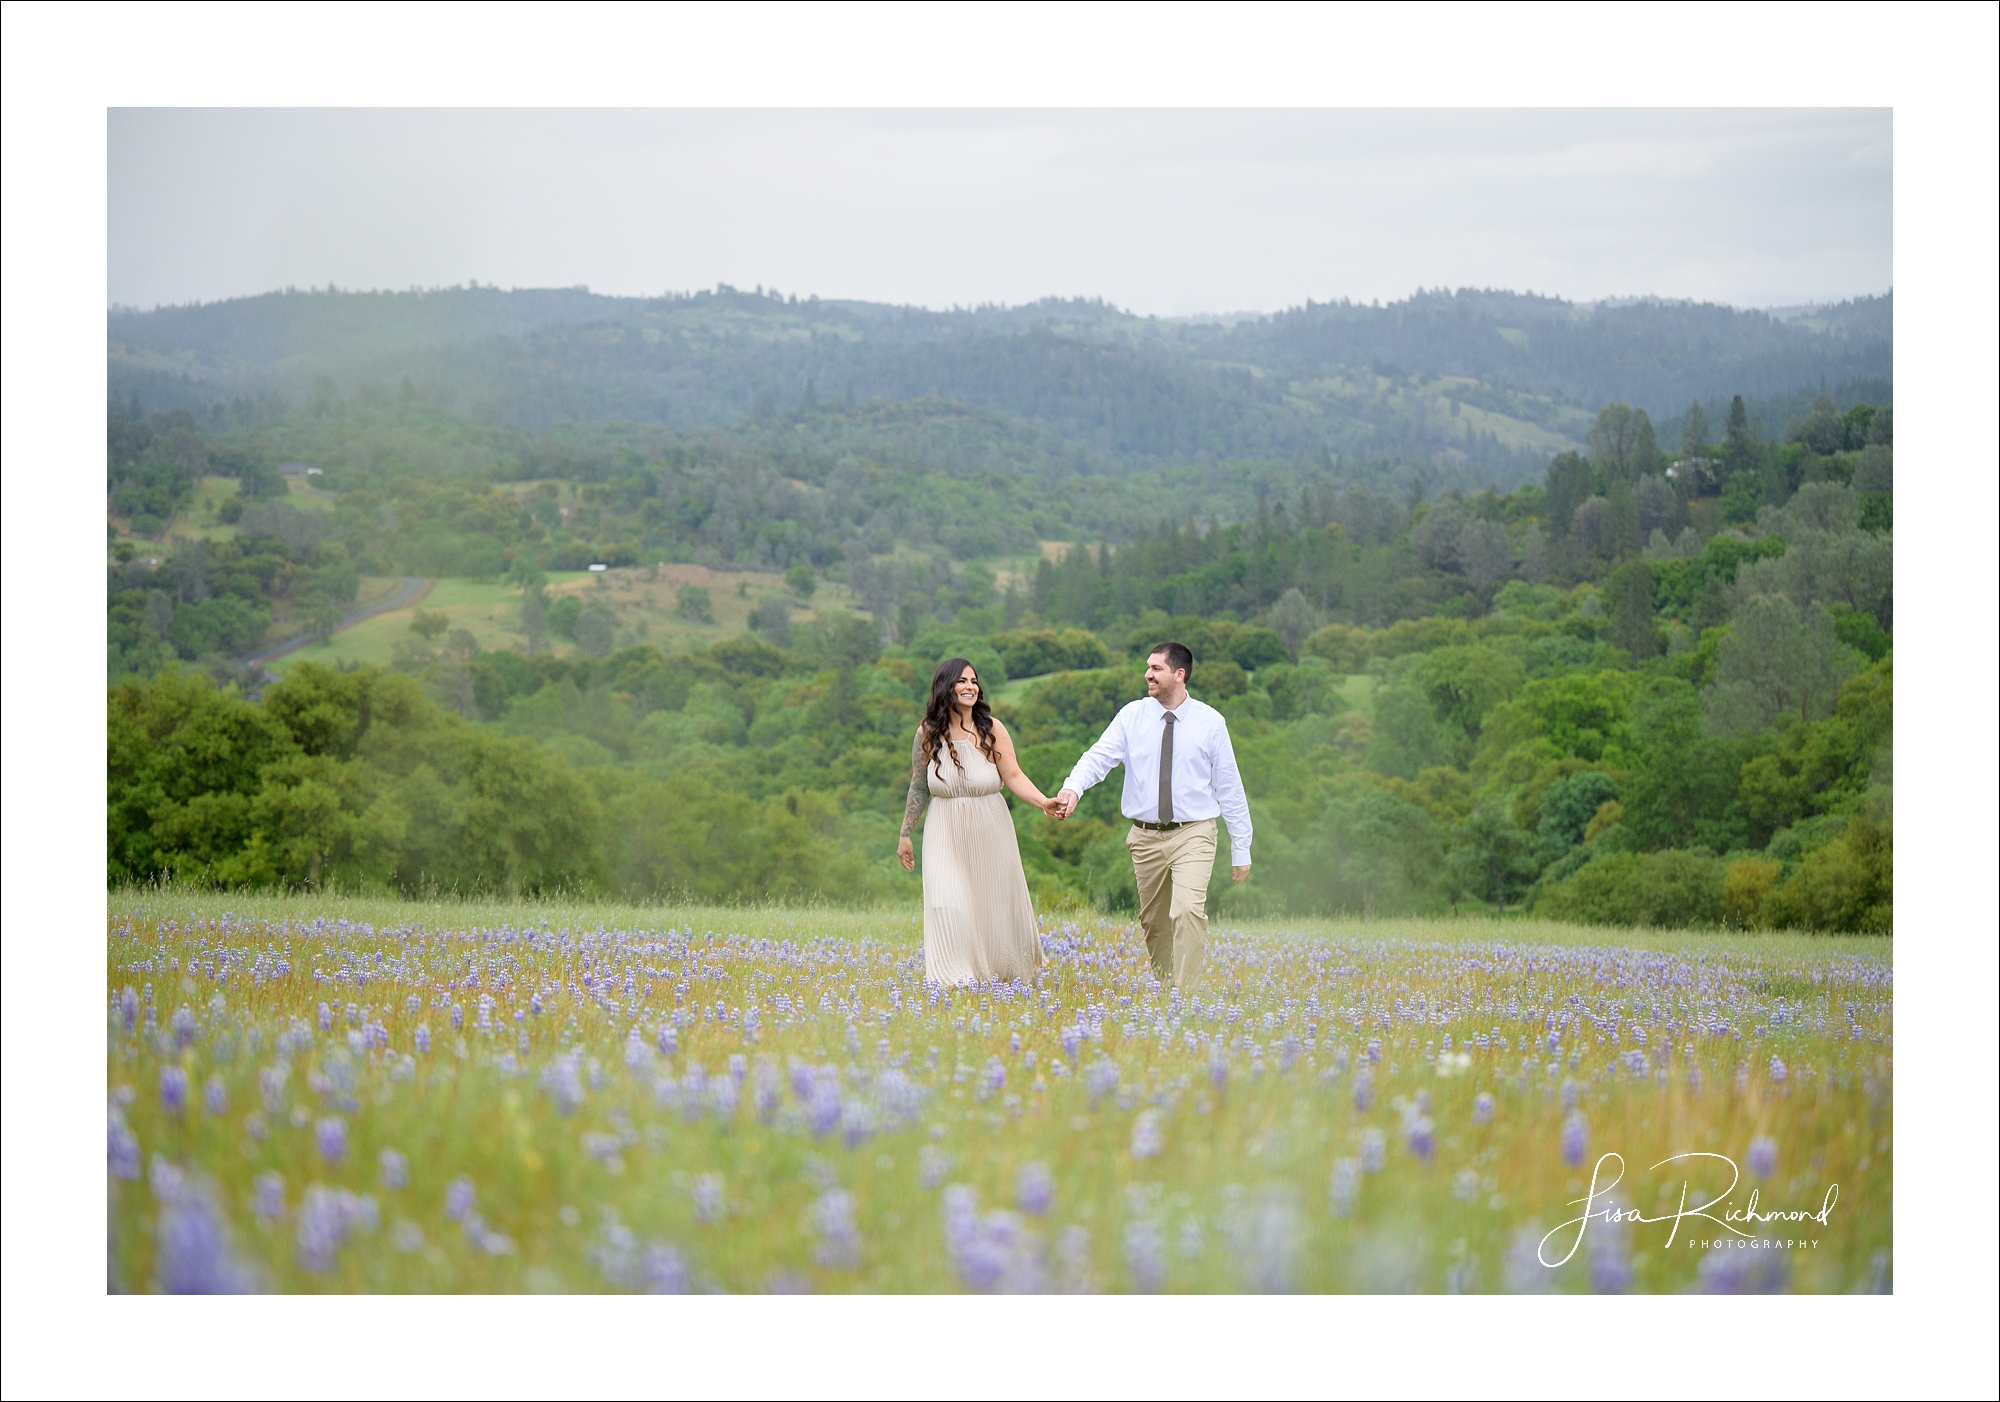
[106,894,1892,1294]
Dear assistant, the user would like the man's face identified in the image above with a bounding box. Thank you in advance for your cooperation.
[1146,652,1184,696]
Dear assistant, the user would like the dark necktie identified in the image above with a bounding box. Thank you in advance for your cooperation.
[1158,711,1176,823]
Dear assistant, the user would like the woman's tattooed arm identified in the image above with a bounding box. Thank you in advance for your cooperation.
[900,732,928,838]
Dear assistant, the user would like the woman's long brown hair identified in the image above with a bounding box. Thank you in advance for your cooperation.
[921,657,998,782]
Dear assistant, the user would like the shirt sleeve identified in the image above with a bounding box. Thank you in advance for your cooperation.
[1210,714,1253,865]
[1062,704,1129,797]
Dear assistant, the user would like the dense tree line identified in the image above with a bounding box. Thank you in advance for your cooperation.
[109,401,1893,932]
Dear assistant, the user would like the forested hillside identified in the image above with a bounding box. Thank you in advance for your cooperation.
[109,285,1890,484]
[108,294,1895,931]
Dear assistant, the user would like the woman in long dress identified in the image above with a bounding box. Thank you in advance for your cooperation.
[897,657,1056,985]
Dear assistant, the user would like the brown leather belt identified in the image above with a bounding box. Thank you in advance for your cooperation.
[1131,818,1199,832]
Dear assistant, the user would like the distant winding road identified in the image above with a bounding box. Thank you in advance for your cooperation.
[245,577,434,667]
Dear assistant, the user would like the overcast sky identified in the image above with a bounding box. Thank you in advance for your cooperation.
[108,108,1889,315]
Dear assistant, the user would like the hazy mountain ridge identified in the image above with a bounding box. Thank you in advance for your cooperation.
[108,285,1890,488]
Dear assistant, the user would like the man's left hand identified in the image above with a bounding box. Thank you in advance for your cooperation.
[1232,865,1250,883]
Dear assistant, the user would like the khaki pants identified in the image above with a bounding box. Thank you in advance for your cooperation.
[1127,817,1216,989]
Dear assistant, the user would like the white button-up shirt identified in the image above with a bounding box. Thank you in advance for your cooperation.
[1061,694,1253,865]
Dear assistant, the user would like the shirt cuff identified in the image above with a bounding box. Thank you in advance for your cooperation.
[1230,845,1251,867]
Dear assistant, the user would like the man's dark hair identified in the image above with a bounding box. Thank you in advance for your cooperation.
[1148,641,1194,680]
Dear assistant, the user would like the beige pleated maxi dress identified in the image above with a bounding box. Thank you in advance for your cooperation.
[920,737,1043,985]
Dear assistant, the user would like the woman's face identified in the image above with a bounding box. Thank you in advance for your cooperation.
[952,667,980,708]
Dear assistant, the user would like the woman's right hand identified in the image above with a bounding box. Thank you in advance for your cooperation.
[897,834,915,872]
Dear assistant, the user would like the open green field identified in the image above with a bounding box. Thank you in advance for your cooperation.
[260,577,518,673]
[263,566,876,675]
[107,890,1890,1294]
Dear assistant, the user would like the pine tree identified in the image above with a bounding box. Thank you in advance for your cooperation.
[1723,394,1757,479]
[1680,400,1710,457]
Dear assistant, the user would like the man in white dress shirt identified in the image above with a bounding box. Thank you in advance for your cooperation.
[1051,641,1251,990]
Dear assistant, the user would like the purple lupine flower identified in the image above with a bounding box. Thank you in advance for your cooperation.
[1017,1162,1055,1217]
[108,1110,142,1180]
[1084,1058,1120,1106]
[1562,1111,1589,1169]
[443,1176,476,1223]
[754,1061,782,1123]
[414,1024,431,1055]
[1123,1217,1167,1293]
[1560,1079,1579,1109]
[709,1075,741,1122]
[1472,1091,1495,1125]
[1351,1067,1375,1112]
[679,1061,708,1123]
[450,1003,464,1032]
[156,1176,257,1293]
[806,1079,842,1138]
[120,987,139,1032]
[811,1189,861,1269]
[790,1060,817,1102]
[1768,1056,1787,1084]
[540,1052,586,1115]
[1746,1136,1779,1179]
[1130,1109,1165,1160]
[1404,1112,1435,1163]
[1328,1158,1360,1217]
[942,1187,1043,1293]
[839,1097,876,1147]
[1209,1055,1228,1094]
[1061,1026,1082,1061]
[315,1116,347,1165]
[159,1065,188,1116]
[295,1185,378,1274]
[1359,1128,1386,1173]
[379,1149,409,1190]
[624,1028,654,1075]
[203,1076,229,1116]
[875,1068,922,1126]
[252,1172,286,1223]
[693,1172,725,1223]
[170,1006,197,1049]
[1589,1203,1633,1294]
[318,1003,332,1032]
[642,1244,689,1293]
[918,1145,952,1190]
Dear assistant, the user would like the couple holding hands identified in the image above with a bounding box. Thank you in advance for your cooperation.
[897,641,1252,993]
